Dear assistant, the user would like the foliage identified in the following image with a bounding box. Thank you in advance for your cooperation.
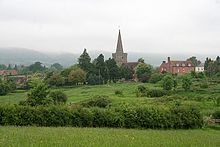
[187,56,201,66]
[212,108,220,119]
[136,85,147,97]
[162,75,174,91]
[106,58,120,82]
[146,89,168,97]
[149,73,163,83]
[182,76,192,91]
[49,90,68,104]
[119,65,133,80]
[28,62,46,73]
[50,63,63,71]
[0,81,10,96]
[0,104,203,129]
[87,74,102,85]
[115,90,123,96]
[21,83,51,106]
[68,68,86,85]
[0,64,7,70]
[81,95,112,108]
[136,63,152,83]
[94,54,108,83]
[78,49,92,72]
[47,73,65,87]
[28,73,44,88]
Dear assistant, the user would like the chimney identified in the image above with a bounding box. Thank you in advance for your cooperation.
[168,57,171,63]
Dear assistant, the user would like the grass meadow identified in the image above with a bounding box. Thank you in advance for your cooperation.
[0,82,220,146]
[0,126,220,147]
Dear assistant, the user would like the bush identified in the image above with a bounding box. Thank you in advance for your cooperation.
[182,76,192,91]
[200,82,209,89]
[49,90,68,104]
[0,104,203,129]
[81,95,112,108]
[146,89,168,97]
[149,73,163,83]
[21,83,52,106]
[136,85,147,97]
[115,90,123,96]
[162,75,174,91]
[212,108,220,119]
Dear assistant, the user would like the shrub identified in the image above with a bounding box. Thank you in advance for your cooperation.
[49,90,68,104]
[0,104,203,129]
[146,89,168,97]
[21,83,52,106]
[200,82,209,89]
[212,108,220,119]
[81,95,112,108]
[136,85,147,97]
[115,90,123,96]
[182,76,192,91]
[162,75,174,91]
[149,73,163,83]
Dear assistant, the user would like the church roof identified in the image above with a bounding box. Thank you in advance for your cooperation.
[116,29,124,53]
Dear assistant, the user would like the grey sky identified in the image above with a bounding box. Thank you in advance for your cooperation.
[0,0,220,54]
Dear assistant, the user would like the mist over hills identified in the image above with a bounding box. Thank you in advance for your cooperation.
[0,47,217,67]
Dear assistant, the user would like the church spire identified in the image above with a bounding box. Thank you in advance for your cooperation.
[116,29,123,53]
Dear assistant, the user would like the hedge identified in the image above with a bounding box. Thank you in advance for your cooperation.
[0,105,203,129]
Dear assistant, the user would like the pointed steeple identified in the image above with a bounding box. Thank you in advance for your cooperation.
[116,29,123,53]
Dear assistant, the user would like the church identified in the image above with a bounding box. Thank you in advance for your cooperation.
[112,30,139,69]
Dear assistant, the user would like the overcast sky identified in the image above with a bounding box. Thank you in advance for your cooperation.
[0,0,220,54]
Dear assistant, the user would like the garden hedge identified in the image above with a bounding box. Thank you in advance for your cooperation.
[0,105,203,129]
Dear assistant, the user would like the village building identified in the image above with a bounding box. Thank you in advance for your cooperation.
[112,30,139,68]
[160,57,195,75]
[195,63,205,72]
[0,69,18,76]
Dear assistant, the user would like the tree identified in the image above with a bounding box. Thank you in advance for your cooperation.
[162,75,174,91]
[78,49,92,72]
[47,73,65,87]
[119,65,133,80]
[28,73,44,88]
[94,54,108,83]
[68,68,86,85]
[28,62,46,73]
[49,90,67,104]
[87,74,102,85]
[24,83,51,106]
[136,63,152,83]
[0,64,7,70]
[106,58,120,82]
[187,56,201,66]
[182,76,192,91]
[138,58,145,63]
[149,73,163,83]
[0,80,10,96]
[51,63,63,71]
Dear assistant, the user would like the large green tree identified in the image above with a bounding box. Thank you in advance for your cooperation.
[78,49,92,72]
[136,63,153,83]
[94,54,108,83]
[68,68,86,85]
[106,58,120,82]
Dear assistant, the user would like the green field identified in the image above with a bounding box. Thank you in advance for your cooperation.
[0,82,219,116]
[0,126,220,147]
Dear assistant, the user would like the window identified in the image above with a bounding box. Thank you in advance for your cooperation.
[188,64,191,66]
[177,68,180,73]
[183,68,185,72]
[176,64,179,66]
[182,63,185,66]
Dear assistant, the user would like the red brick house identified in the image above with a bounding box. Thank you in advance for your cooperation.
[0,70,18,76]
[160,57,195,75]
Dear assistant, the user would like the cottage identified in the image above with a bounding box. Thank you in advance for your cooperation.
[195,63,204,72]
[160,57,195,75]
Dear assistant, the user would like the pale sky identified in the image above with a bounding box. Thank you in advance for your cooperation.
[0,0,220,54]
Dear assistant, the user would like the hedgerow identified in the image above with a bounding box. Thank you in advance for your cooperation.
[0,104,203,129]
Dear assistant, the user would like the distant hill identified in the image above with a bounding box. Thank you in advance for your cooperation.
[0,47,78,67]
[0,47,215,67]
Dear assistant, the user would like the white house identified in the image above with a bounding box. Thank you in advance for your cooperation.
[195,63,204,72]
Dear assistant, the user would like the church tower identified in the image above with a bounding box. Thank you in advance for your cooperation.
[112,30,127,66]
